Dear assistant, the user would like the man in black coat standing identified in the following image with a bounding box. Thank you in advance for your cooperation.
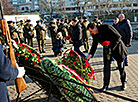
[86,22,128,91]
[69,18,86,57]
[117,14,133,66]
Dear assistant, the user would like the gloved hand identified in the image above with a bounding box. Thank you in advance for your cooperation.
[86,54,92,60]
[11,39,19,49]
[17,67,25,78]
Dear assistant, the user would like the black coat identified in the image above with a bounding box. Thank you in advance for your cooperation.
[52,38,65,51]
[89,25,128,62]
[71,22,83,47]
[0,44,18,102]
[117,19,133,45]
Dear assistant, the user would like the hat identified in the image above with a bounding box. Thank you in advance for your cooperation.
[36,20,41,23]
[7,21,13,24]
[83,16,87,20]
[19,20,23,22]
[26,19,31,22]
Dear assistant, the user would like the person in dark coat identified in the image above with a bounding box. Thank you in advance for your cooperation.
[0,43,25,102]
[69,18,86,57]
[117,14,133,66]
[52,32,65,57]
[86,22,128,91]
[112,17,119,29]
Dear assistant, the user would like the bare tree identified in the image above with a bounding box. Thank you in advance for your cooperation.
[1,0,17,15]
[82,0,88,17]
[38,0,53,18]
[76,0,81,16]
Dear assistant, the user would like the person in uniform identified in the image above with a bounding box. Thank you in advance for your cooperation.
[17,20,25,43]
[0,40,25,102]
[23,19,34,47]
[87,22,128,90]
[82,16,90,53]
[8,21,20,43]
[48,19,58,45]
[35,20,47,53]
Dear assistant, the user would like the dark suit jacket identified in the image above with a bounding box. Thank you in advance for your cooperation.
[71,22,83,47]
[0,44,18,102]
[89,25,128,62]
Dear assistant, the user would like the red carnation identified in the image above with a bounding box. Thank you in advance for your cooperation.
[19,43,23,46]
[76,57,80,61]
[37,56,40,59]
[28,50,32,53]
[32,54,35,56]
[38,60,41,63]
[25,57,28,60]
[16,52,20,56]
[84,63,89,68]
[62,60,66,62]
[20,47,24,49]
[88,73,92,77]
[33,62,37,65]
[101,41,111,46]
[85,59,89,63]
[73,62,76,65]
[69,51,75,55]
[66,35,71,40]
[25,47,29,49]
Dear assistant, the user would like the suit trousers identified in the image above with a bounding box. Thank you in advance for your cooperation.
[103,47,126,86]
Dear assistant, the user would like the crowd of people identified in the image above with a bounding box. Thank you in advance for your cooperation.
[0,13,133,101]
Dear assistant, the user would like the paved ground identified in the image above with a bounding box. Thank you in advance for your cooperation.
[7,38,138,102]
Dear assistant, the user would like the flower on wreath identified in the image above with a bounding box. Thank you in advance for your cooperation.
[25,57,28,60]
[15,43,43,67]
[16,52,20,56]
[57,50,95,83]
[66,35,71,40]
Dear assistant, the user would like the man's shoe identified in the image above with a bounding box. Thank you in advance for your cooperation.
[42,50,46,53]
[83,50,88,53]
[101,86,108,91]
[121,82,127,90]
[125,63,128,66]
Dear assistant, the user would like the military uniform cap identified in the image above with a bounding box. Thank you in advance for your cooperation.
[7,21,13,24]
[19,20,23,22]
[26,19,31,22]
[83,16,87,19]
[36,20,40,23]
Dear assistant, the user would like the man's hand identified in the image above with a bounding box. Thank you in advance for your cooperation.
[126,44,131,47]
[17,67,25,78]
[86,54,92,60]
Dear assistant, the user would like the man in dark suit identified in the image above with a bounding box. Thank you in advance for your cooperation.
[86,22,128,91]
[0,42,25,101]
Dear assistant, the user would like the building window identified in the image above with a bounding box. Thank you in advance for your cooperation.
[13,0,17,5]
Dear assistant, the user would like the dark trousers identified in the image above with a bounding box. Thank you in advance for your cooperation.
[74,44,86,58]
[83,38,89,51]
[103,47,126,86]
[27,37,33,47]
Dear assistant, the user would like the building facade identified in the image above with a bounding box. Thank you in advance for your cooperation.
[11,0,138,21]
